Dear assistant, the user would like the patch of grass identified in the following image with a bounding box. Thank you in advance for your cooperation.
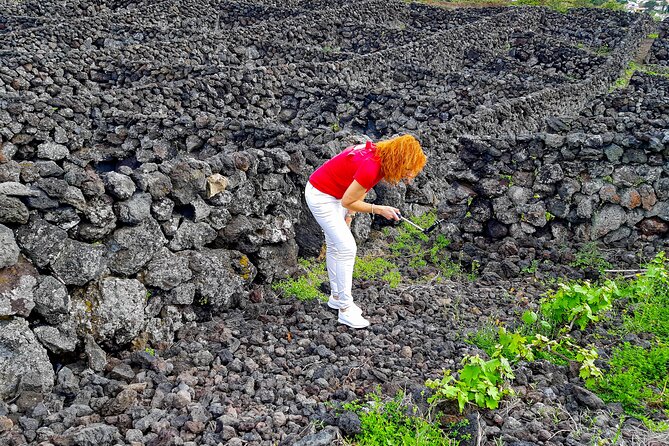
[354,256,402,289]
[466,322,499,356]
[521,259,540,274]
[590,342,669,429]
[620,253,669,342]
[513,0,624,12]
[611,61,640,91]
[611,61,669,92]
[272,258,327,301]
[343,390,465,446]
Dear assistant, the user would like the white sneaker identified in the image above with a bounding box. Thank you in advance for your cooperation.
[327,296,362,314]
[338,308,370,329]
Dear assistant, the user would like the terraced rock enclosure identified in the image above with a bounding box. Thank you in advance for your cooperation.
[1,0,669,444]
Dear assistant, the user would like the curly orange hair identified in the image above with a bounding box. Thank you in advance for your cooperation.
[375,134,426,185]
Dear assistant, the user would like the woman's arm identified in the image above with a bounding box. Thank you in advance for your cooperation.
[341,180,401,220]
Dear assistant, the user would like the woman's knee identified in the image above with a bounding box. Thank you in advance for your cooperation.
[335,237,356,259]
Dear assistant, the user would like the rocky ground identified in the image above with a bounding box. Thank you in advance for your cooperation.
[1,234,668,446]
[1,0,668,444]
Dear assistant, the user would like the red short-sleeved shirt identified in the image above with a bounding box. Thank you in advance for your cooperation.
[309,141,384,199]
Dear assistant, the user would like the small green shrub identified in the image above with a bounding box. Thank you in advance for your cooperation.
[273,259,327,301]
[354,256,402,288]
[521,260,540,274]
[343,390,463,446]
[540,280,617,330]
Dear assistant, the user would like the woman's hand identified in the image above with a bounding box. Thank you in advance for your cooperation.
[374,205,401,221]
[341,181,399,220]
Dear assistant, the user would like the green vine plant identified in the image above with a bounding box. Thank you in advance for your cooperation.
[540,280,618,331]
[426,355,515,413]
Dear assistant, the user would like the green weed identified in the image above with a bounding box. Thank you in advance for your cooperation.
[273,258,327,301]
[354,256,402,289]
[570,242,612,273]
[343,390,463,445]
[590,342,669,429]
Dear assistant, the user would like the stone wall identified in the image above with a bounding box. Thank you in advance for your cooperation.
[648,17,669,66]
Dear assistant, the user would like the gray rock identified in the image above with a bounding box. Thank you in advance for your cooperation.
[337,411,361,436]
[591,204,627,239]
[61,186,87,211]
[188,249,256,309]
[103,172,136,199]
[254,240,298,283]
[492,196,519,224]
[536,164,564,184]
[543,133,565,148]
[72,278,147,347]
[100,388,137,416]
[35,160,64,177]
[33,275,70,324]
[33,325,77,354]
[151,198,175,221]
[0,195,29,224]
[208,207,232,230]
[576,196,595,219]
[36,178,69,199]
[0,224,19,269]
[604,144,624,163]
[521,202,547,227]
[110,363,135,381]
[16,217,67,267]
[56,423,120,446]
[292,427,340,446]
[134,170,173,200]
[51,239,107,286]
[114,192,152,224]
[142,248,192,290]
[44,206,80,230]
[167,283,196,305]
[0,160,20,182]
[648,201,669,222]
[109,218,166,275]
[168,159,208,205]
[573,385,605,409]
[84,335,107,372]
[24,189,59,210]
[508,186,533,206]
[37,141,69,160]
[0,318,55,400]
[0,182,38,197]
[169,220,217,251]
[0,255,37,317]
[191,196,211,222]
[82,195,116,232]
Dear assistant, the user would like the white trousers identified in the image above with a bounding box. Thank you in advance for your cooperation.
[304,182,356,308]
